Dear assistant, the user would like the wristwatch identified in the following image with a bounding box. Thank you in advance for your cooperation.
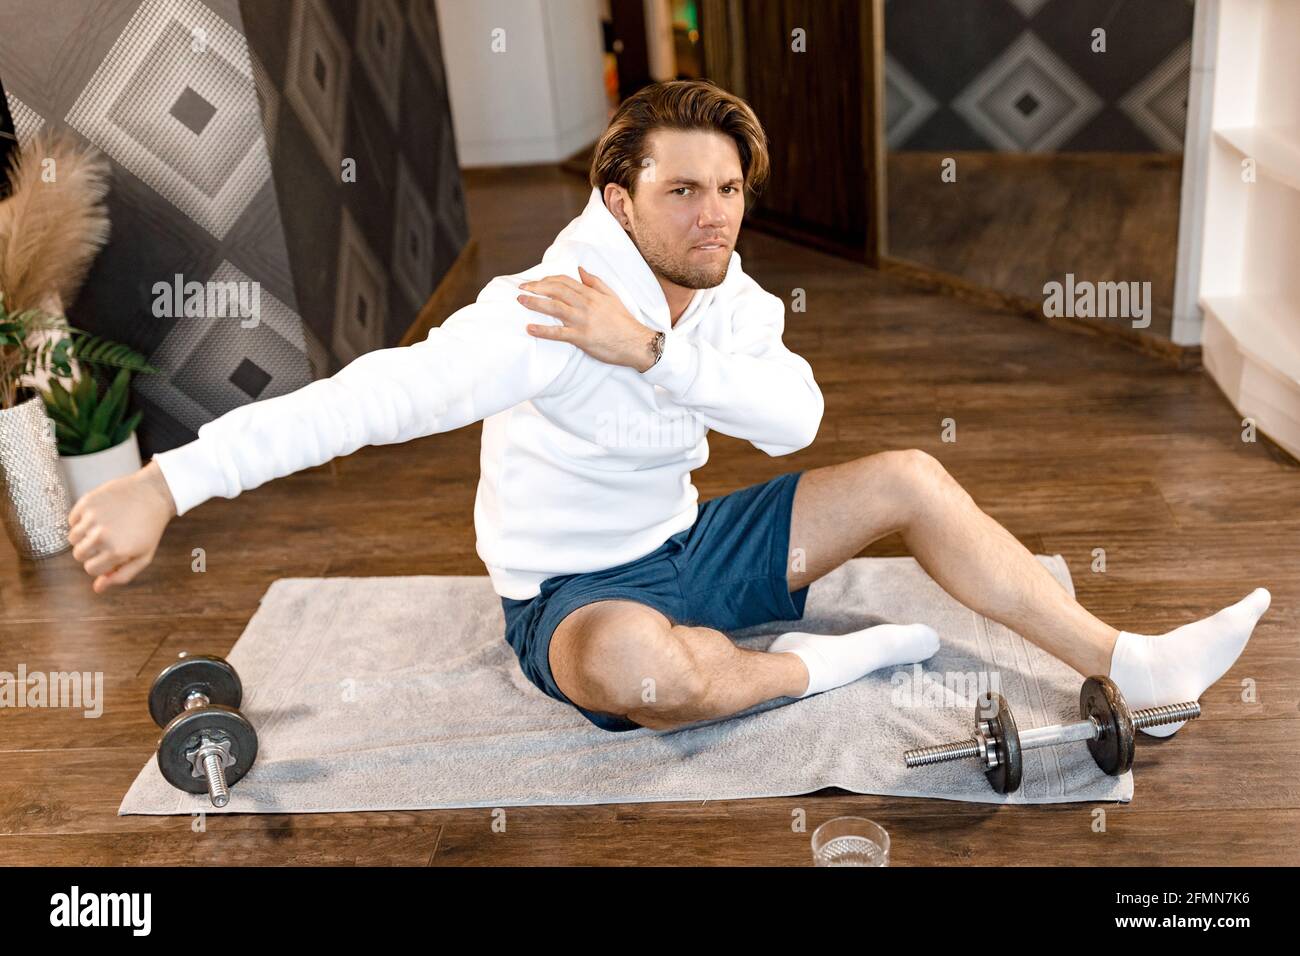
[647,330,666,369]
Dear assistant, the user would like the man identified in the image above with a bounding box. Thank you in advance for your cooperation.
[68,80,1269,735]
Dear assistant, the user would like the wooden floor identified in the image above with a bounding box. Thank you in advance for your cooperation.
[888,151,1183,341]
[2,165,1297,866]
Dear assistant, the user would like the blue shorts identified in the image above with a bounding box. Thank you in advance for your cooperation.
[500,470,809,732]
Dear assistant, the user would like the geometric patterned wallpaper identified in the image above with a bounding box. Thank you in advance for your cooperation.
[0,0,468,456]
[885,0,1194,153]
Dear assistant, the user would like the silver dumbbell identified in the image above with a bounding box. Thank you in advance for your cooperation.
[903,675,1201,793]
[148,655,258,807]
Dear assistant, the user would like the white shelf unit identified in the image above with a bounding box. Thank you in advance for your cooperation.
[1191,0,1300,459]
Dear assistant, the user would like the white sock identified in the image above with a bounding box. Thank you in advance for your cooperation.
[1108,587,1271,737]
[769,623,941,698]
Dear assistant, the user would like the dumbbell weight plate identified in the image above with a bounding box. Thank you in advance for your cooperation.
[976,691,1022,794]
[1081,675,1135,775]
[149,655,242,728]
[156,705,259,795]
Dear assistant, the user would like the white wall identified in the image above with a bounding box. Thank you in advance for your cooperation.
[436,0,609,166]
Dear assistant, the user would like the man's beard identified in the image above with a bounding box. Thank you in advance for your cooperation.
[627,222,730,290]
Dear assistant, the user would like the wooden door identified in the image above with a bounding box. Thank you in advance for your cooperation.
[699,0,885,264]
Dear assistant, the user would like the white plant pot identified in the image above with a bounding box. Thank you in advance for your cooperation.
[58,431,142,504]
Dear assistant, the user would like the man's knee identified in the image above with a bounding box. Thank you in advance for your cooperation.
[854,448,958,526]
[882,447,955,496]
[557,607,708,717]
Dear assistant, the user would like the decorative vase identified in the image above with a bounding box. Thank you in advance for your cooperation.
[0,394,72,558]
[58,430,142,503]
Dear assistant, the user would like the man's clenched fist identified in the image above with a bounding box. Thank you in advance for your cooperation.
[68,460,176,593]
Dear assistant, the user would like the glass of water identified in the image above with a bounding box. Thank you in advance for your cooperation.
[811,816,890,866]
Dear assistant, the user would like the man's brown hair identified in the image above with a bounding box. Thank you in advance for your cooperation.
[589,80,770,200]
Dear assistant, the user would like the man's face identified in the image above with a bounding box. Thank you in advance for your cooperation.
[608,128,745,290]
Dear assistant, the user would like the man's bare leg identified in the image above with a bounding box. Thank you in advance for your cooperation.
[787,449,1270,724]
[549,600,808,730]
[788,449,1120,677]
[549,599,935,730]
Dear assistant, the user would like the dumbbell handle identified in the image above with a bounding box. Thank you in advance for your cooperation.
[904,699,1202,768]
[196,745,231,808]
[1021,717,1102,750]
[183,691,232,808]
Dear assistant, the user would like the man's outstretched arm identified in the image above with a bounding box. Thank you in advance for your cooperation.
[151,303,572,514]
[67,287,578,591]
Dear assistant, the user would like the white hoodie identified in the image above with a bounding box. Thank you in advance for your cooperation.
[153,188,825,599]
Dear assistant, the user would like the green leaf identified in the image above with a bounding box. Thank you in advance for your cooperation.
[69,334,157,375]
[80,432,111,455]
[101,368,130,433]
[73,373,96,430]
[107,390,127,433]
[45,378,76,417]
[88,376,122,440]
[49,337,74,378]
[113,411,142,446]
[105,366,130,404]
[40,395,79,430]
[53,419,82,456]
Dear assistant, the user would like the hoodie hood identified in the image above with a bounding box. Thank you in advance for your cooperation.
[540,188,738,332]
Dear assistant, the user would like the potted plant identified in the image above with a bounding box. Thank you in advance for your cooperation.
[0,127,114,558]
[0,293,154,552]
[40,336,156,501]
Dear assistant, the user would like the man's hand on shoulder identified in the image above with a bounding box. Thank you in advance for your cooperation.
[68,460,177,593]
[517,266,661,372]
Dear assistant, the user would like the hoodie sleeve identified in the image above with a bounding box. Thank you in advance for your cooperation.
[152,281,576,516]
[639,281,823,456]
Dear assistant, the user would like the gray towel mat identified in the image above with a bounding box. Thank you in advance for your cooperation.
[119,555,1132,814]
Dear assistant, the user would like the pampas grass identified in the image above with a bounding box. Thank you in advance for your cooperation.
[0,128,111,408]
[0,127,111,312]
